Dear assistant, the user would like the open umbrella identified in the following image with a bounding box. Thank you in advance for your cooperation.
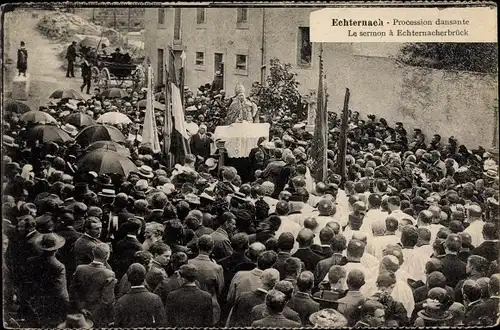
[136,99,166,110]
[26,125,73,143]
[4,100,31,113]
[96,112,132,125]
[65,112,96,128]
[75,125,126,145]
[100,88,129,99]
[86,140,131,157]
[49,89,85,100]
[75,150,137,176]
[20,111,58,125]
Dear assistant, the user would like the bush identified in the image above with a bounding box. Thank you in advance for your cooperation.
[250,58,305,120]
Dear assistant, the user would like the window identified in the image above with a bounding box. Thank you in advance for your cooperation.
[235,54,248,75]
[298,27,312,66]
[196,8,206,24]
[157,49,164,86]
[195,52,205,66]
[158,8,165,25]
[237,8,248,23]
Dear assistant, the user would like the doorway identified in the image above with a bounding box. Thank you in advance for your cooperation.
[214,53,224,91]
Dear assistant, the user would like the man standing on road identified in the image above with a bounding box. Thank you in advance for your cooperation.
[81,58,92,95]
[17,41,28,77]
[66,41,77,78]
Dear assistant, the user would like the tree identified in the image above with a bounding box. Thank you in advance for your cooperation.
[250,58,305,120]
[397,43,498,74]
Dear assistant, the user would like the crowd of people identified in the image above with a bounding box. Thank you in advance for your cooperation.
[2,75,500,328]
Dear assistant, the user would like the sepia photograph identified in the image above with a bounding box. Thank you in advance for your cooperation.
[1,1,498,328]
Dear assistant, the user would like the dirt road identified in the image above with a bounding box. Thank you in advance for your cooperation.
[4,8,84,110]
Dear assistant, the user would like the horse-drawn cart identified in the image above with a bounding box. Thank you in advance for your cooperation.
[88,54,145,91]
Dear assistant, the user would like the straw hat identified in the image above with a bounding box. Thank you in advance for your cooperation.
[98,189,116,198]
[309,309,348,327]
[33,233,66,251]
[205,158,218,171]
[57,313,93,329]
[61,123,78,136]
[138,165,154,179]
[184,193,200,205]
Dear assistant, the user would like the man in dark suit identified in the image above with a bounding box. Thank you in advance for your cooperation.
[251,289,302,328]
[73,217,111,268]
[70,243,116,327]
[80,58,92,94]
[56,213,82,286]
[210,212,236,261]
[251,280,301,324]
[454,255,488,304]
[458,232,474,263]
[312,227,335,258]
[337,269,366,326]
[189,124,212,160]
[188,235,224,324]
[472,223,500,262]
[463,279,485,326]
[66,41,77,78]
[114,263,166,327]
[314,234,348,288]
[25,233,69,327]
[227,268,280,327]
[165,264,214,327]
[274,232,295,280]
[288,271,320,326]
[412,271,454,321]
[292,228,323,272]
[7,215,41,296]
[441,234,467,289]
[111,217,143,280]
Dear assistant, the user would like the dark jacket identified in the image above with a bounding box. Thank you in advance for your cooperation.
[371,291,409,326]
[228,288,267,327]
[441,253,467,289]
[251,313,302,328]
[66,44,77,61]
[154,272,201,306]
[114,286,166,327]
[17,47,28,70]
[210,227,233,261]
[337,290,365,326]
[288,291,320,325]
[190,133,211,159]
[251,302,302,324]
[74,234,109,268]
[111,235,143,280]
[165,285,213,327]
[56,226,82,284]
[70,261,116,327]
[292,247,323,272]
[25,255,70,327]
[81,60,92,79]
[274,251,292,280]
[314,253,347,288]
[472,241,500,262]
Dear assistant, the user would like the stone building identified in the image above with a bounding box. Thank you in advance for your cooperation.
[144,7,497,148]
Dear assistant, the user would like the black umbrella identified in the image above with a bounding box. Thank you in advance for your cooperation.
[76,150,137,176]
[26,125,73,143]
[20,111,58,125]
[100,88,129,99]
[49,89,85,100]
[86,140,131,157]
[75,124,126,145]
[4,100,31,113]
[65,113,96,128]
